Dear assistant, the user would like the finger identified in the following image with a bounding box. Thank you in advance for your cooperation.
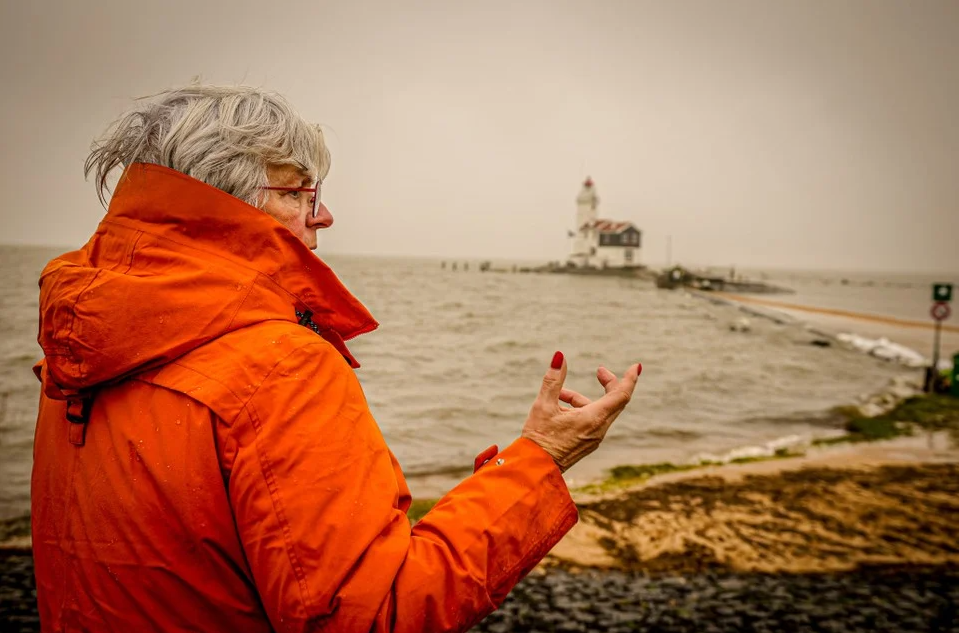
[536,350,568,403]
[559,388,591,408]
[590,362,643,417]
[596,366,617,392]
[615,362,642,397]
[612,362,642,403]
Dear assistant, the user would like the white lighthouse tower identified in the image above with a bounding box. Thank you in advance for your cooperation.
[570,177,599,267]
[576,176,599,228]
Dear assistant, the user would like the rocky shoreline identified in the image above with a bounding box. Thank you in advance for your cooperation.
[0,550,36,633]
[3,551,957,632]
[475,565,959,632]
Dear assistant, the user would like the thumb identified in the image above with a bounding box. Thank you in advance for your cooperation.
[537,350,567,402]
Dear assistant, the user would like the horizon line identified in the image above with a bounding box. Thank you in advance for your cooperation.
[1,242,955,278]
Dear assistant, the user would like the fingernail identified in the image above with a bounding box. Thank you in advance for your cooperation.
[551,351,564,370]
[637,362,643,376]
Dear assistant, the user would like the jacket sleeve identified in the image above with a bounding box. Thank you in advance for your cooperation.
[227,341,578,633]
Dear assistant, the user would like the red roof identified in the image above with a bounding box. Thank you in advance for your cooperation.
[581,219,636,233]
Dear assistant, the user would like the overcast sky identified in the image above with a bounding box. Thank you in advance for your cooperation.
[1,0,957,272]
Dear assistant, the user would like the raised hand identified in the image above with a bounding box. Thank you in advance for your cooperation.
[521,351,642,473]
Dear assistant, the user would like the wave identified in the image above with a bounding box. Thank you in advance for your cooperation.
[689,433,822,465]
[3,352,41,364]
[689,373,924,465]
[698,289,935,371]
[483,339,540,354]
[401,463,474,479]
[642,427,702,440]
[836,333,927,368]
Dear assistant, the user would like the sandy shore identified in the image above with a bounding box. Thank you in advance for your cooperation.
[548,434,959,574]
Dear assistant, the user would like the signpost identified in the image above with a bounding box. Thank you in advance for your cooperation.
[934,283,953,303]
[927,283,954,392]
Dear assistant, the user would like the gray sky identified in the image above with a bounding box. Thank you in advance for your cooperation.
[2,0,957,272]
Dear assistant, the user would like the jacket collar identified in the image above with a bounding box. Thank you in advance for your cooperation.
[108,163,378,346]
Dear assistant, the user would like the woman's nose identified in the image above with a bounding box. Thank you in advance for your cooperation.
[310,202,334,229]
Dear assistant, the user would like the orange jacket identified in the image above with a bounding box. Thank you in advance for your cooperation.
[31,164,577,633]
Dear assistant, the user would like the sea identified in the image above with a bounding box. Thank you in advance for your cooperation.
[1,244,956,525]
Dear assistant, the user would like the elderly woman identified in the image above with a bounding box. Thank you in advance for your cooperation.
[31,84,641,633]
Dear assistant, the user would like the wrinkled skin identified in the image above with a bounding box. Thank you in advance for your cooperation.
[522,356,642,472]
[261,164,334,250]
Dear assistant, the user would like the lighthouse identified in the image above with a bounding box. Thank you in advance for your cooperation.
[568,177,643,270]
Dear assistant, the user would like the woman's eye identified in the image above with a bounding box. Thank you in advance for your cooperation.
[288,190,301,199]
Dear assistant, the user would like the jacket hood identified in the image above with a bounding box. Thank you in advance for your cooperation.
[37,163,377,397]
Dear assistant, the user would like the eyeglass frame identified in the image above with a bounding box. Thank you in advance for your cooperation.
[260,181,322,218]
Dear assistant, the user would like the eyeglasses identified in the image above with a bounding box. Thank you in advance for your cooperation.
[260,182,322,218]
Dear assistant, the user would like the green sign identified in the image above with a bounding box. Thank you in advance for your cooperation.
[933,283,953,303]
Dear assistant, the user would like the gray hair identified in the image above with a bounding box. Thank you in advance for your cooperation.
[84,84,331,208]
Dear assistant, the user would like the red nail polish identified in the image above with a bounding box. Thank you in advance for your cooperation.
[551,351,564,370]
[637,363,643,376]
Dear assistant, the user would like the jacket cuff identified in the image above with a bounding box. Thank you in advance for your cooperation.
[471,437,578,601]
[484,437,562,476]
